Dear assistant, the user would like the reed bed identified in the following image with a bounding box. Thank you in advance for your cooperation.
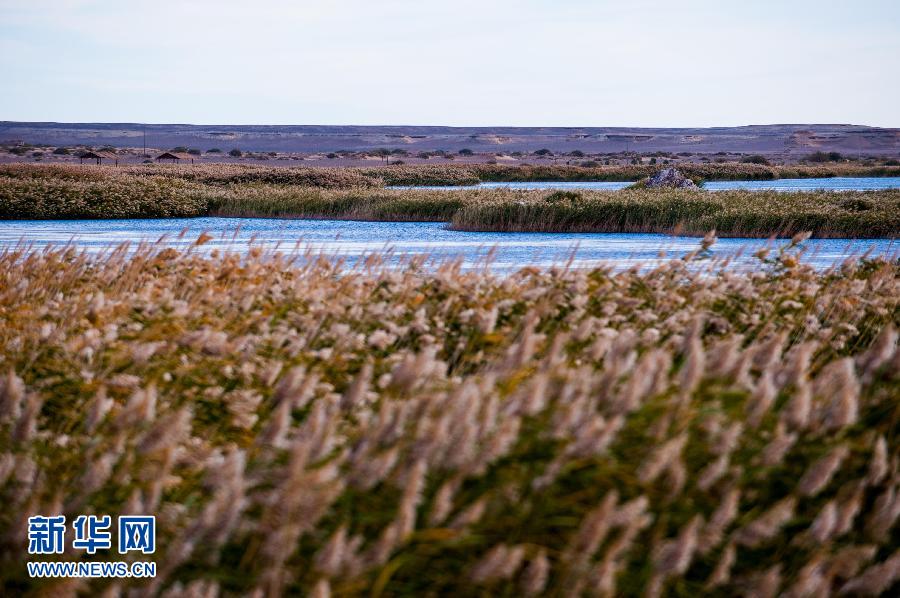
[205,186,464,222]
[4,162,900,191]
[0,239,898,596]
[358,165,481,186]
[0,163,383,190]
[449,189,900,238]
[469,163,900,184]
[0,174,210,219]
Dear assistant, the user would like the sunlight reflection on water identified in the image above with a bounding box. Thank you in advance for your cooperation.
[1,218,895,273]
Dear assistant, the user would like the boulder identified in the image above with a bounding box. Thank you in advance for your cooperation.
[645,168,698,189]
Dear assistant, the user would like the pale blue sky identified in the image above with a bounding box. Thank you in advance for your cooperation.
[1,0,898,126]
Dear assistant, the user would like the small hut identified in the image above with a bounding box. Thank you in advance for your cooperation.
[155,151,196,164]
[79,151,119,166]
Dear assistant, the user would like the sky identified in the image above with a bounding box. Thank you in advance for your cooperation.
[1,0,898,127]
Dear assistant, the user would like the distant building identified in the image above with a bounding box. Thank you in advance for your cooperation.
[155,151,196,164]
[79,151,119,165]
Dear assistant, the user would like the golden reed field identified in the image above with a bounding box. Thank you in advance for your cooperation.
[0,235,898,596]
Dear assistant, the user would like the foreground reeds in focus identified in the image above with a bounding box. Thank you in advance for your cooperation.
[0,240,898,596]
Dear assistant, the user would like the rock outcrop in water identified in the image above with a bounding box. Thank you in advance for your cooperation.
[645,167,698,189]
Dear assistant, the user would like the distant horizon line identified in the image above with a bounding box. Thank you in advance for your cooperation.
[2,121,897,131]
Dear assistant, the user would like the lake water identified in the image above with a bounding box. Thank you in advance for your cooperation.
[1,218,894,272]
[392,176,900,192]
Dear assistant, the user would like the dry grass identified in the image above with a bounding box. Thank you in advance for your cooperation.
[0,239,898,596]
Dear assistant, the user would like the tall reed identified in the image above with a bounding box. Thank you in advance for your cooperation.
[0,240,897,595]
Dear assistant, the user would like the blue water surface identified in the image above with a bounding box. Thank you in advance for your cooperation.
[1,218,894,272]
